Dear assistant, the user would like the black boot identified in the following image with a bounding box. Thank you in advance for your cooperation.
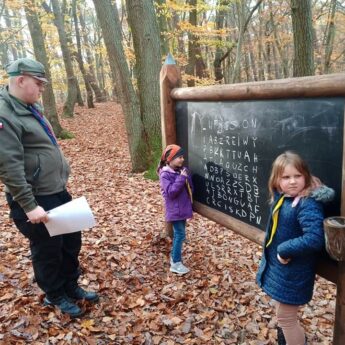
[277,326,286,345]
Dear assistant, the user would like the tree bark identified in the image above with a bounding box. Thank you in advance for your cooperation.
[126,0,162,160]
[92,0,148,172]
[78,7,106,102]
[155,0,170,57]
[291,0,314,77]
[46,0,78,117]
[231,0,263,83]
[323,0,337,74]
[25,0,63,137]
[72,0,94,108]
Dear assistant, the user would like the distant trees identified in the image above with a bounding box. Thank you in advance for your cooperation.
[1,0,345,170]
[24,0,62,136]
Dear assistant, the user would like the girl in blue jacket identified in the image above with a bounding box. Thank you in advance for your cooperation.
[157,144,193,275]
[256,151,334,345]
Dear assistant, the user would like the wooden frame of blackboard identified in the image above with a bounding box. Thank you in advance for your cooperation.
[160,61,345,345]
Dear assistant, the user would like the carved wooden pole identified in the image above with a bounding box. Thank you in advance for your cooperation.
[159,54,181,239]
[324,217,345,344]
[160,53,181,148]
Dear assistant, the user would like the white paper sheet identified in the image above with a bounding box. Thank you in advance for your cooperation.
[45,196,96,237]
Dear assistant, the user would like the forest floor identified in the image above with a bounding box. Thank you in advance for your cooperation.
[0,102,336,345]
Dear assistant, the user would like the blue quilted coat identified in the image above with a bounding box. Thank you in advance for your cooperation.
[256,186,334,305]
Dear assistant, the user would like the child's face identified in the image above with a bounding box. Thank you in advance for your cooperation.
[279,164,306,197]
[169,155,184,169]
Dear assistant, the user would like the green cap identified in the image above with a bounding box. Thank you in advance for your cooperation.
[5,58,48,83]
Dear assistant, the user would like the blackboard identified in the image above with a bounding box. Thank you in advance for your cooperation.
[175,98,344,231]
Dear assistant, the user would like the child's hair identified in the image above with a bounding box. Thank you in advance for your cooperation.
[268,151,314,201]
[156,144,184,174]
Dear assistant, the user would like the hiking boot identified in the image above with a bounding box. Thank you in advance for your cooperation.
[44,295,83,318]
[66,286,99,303]
[170,262,189,275]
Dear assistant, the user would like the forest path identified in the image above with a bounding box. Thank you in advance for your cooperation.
[0,102,335,344]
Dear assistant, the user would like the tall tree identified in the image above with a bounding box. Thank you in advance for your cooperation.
[24,0,63,137]
[231,0,263,83]
[78,4,106,102]
[290,0,314,76]
[155,0,170,57]
[214,0,229,82]
[71,0,94,108]
[126,0,162,160]
[185,0,208,86]
[92,0,148,172]
[44,0,78,117]
[323,0,337,74]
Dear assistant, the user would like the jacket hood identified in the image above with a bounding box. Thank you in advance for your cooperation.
[310,185,335,203]
[160,165,178,174]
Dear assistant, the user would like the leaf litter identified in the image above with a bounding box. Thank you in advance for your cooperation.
[0,102,336,344]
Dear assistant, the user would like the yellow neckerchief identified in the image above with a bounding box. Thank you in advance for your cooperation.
[266,195,285,247]
[186,179,193,203]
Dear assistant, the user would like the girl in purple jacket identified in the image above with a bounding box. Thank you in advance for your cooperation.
[157,144,193,275]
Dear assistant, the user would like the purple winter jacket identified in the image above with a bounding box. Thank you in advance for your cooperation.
[159,166,193,222]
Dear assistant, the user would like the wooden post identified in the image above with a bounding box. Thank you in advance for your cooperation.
[324,217,345,344]
[159,54,181,239]
[334,262,345,344]
[160,53,181,147]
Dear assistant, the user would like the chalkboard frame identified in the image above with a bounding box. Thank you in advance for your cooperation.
[160,68,345,344]
[161,72,345,257]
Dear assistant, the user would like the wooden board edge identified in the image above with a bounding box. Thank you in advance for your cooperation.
[194,201,338,283]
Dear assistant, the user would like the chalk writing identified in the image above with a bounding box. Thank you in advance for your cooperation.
[178,98,344,231]
[192,111,262,226]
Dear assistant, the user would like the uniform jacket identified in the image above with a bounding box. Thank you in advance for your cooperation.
[0,86,70,213]
[159,165,193,222]
[256,186,334,305]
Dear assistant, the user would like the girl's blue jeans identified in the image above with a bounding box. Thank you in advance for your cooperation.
[171,220,186,263]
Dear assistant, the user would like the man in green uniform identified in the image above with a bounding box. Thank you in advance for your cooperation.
[0,58,99,318]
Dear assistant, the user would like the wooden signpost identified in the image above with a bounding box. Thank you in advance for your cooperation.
[160,55,345,344]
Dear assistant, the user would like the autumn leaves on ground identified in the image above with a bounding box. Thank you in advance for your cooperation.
[0,103,336,344]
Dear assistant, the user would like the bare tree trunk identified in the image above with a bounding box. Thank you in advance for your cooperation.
[79,7,106,102]
[185,0,197,86]
[4,7,18,60]
[72,0,94,108]
[126,0,162,161]
[92,0,148,172]
[323,0,337,74]
[213,0,228,82]
[291,0,314,76]
[247,30,258,81]
[44,0,78,117]
[25,0,63,137]
[231,0,263,83]
[155,0,170,57]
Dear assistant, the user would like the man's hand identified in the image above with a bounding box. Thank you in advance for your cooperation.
[26,206,49,224]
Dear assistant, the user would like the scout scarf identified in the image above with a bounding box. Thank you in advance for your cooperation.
[266,195,285,247]
[28,105,58,146]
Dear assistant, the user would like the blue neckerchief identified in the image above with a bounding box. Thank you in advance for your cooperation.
[27,105,58,146]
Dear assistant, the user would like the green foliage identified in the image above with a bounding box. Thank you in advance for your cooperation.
[58,129,75,139]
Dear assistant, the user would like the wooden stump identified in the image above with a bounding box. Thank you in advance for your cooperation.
[324,217,345,261]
